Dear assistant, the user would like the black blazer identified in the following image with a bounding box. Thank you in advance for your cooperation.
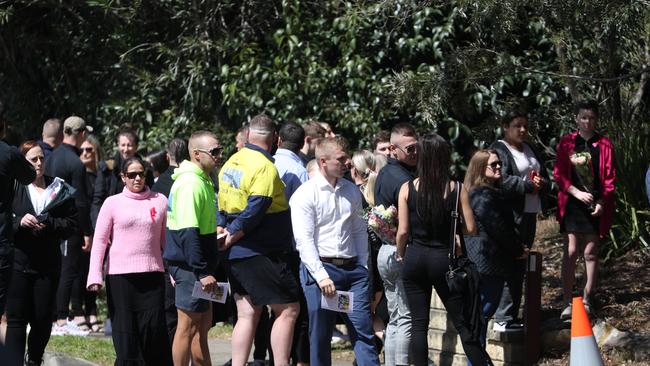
[490,140,551,221]
[12,176,78,274]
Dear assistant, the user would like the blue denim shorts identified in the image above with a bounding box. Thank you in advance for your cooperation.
[169,265,209,313]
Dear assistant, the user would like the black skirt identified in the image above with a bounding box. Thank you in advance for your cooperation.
[561,196,599,234]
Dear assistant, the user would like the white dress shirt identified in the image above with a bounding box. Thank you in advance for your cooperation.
[289,172,369,282]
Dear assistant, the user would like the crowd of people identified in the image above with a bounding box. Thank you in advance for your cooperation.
[0,99,617,366]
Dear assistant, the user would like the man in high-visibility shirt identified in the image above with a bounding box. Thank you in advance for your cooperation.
[164,130,221,366]
[218,114,300,366]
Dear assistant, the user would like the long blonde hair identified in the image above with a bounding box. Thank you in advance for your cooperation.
[351,150,387,206]
[464,149,498,191]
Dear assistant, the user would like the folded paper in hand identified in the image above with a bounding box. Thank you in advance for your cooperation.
[192,281,229,303]
[320,291,354,313]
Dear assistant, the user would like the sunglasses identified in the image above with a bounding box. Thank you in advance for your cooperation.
[195,146,223,157]
[80,147,94,154]
[395,144,417,155]
[124,171,146,179]
[488,161,503,170]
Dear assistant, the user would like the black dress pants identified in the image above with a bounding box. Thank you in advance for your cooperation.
[106,272,172,366]
[56,235,81,320]
[5,270,58,366]
[402,244,492,366]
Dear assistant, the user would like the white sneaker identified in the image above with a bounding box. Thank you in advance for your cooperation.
[560,304,572,320]
[51,323,68,336]
[331,328,349,345]
[493,321,523,332]
[64,321,90,336]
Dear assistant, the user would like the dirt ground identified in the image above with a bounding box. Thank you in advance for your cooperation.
[534,217,650,365]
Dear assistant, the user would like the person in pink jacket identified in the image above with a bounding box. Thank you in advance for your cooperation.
[87,156,172,365]
[554,100,616,320]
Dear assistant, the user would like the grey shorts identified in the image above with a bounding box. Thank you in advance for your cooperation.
[169,265,209,313]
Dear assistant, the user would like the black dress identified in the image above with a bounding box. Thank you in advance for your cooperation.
[562,134,601,234]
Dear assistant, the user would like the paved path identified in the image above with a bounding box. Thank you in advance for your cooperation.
[43,338,352,365]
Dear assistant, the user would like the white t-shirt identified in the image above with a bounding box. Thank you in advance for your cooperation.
[500,140,541,213]
[27,177,64,215]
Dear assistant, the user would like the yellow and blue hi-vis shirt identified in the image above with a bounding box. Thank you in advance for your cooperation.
[163,160,217,276]
[217,143,292,260]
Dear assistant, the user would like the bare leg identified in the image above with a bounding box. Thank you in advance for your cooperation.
[561,233,580,304]
[582,235,599,303]
[190,303,212,366]
[173,308,208,366]
[268,302,299,366]
[231,295,262,366]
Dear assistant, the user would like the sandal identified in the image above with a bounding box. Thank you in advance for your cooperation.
[75,321,92,332]
[89,320,104,333]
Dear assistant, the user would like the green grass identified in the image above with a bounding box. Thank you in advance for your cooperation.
[46,336,115,366]
[208,323,233,339]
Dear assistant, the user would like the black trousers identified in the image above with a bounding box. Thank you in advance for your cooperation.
[56,235,81,320]
[5,270,59,366]
[106,272,172,366]
[71,250,97,317]
[0,265,11,314]
[402,244,491,366]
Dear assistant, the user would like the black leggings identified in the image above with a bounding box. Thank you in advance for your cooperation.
[106,272,172,366]
[402,244,491,366]
[5,270,58,365]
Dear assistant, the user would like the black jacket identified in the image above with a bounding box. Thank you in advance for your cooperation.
[490,140,551,221]
[0,141,36,268]
[151,165,175,198]
[12,176,78,273]
[91,154,154,228]
[44,143,91,236]
[374,157,416,208]
[468,186,523,277]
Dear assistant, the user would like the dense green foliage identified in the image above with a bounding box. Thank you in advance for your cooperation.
[1,0,648,255]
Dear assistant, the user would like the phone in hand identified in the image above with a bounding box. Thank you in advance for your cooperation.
[36,213,48,223]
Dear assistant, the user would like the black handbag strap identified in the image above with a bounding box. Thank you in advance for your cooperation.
[448,181,462,263]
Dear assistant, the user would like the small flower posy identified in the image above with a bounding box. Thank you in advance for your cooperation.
[366,204,398,245]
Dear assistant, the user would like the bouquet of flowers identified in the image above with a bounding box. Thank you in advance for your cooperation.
[366,204,398,245]
[569,151,594,192]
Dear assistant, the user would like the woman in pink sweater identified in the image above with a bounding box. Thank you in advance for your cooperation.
[87,156,172,365]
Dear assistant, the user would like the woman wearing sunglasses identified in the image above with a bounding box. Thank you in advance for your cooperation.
[87,156,172,365]
[464,149,526,360]
[6,140,77,366]
[71,134,105,333]
[489,110,550,332]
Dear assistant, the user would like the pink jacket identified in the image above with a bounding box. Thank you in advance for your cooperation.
[87,187,168,288]
[553,131,616,239]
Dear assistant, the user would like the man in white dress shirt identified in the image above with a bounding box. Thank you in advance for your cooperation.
[289,137,380,366]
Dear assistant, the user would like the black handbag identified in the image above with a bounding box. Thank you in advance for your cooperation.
[445,182,477,293]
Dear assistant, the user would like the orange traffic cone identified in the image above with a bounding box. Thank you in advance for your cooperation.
[570,296,603,365]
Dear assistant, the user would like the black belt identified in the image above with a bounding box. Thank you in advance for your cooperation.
[320,256,357,267]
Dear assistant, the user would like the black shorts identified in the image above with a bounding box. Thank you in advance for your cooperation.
[229,252,301,306]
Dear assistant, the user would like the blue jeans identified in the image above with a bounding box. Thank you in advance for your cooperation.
[300,263,380,366]
[468,275,505,366]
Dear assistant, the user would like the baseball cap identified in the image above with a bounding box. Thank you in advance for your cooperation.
[63,116,94,134]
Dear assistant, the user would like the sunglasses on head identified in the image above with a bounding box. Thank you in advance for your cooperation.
[80,147,94,154]
[195,146,223,157]
[488,161,503,169]
[125,171,146,179]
